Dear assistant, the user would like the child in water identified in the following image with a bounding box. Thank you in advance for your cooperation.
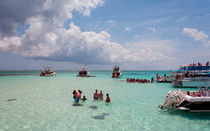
[105,94,111,103]
[82,96,87,102]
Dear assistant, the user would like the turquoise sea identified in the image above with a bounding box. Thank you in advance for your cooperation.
[0,70,210,131]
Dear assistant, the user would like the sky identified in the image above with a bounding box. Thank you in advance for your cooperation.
[0,0,210,70]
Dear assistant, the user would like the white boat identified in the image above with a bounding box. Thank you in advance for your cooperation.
[112,66,122,78]
[171,72,210,88]
[40,67,56,77]
[156,74,174,83]
[170,66,210,88]
[77,65,96,77]
[159,87,210,112]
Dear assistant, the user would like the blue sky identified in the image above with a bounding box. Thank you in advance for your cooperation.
[0,0,210,70]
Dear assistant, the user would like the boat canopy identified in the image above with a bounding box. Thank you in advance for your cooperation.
[181,66,210,71]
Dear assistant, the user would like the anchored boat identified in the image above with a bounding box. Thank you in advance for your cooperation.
[112,66,122,78]
[77,66,96,77]
[156,74,174,83]
[40,67,56,77]
[171,66,210,88]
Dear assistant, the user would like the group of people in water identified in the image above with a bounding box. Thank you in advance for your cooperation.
[93,90,111,103]
[73,90,87,104]
[126,78,154,83]
[72,89,110,104]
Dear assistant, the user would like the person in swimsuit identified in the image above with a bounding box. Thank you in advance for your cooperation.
[73,90,77,99]
[99,90,103,100]
[105,93,111,103]
[77,90,82,99]
[93,90,99,100]
[77,91,81,99]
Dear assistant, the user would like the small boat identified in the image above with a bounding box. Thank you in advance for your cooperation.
[40,67,56,77]
[77,66,96,77]
[159,87,210,112]
[112,66,122,78]
[156,74,174,83]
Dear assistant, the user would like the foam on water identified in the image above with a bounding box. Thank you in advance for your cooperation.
[0,71,210,131]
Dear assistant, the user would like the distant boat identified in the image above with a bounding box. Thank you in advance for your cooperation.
[77,65,96,77]
[155,74,173,83]
[112,66,122,78]
[40,67,56,77]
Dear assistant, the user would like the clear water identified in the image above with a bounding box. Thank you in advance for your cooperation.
[0,71,210,131]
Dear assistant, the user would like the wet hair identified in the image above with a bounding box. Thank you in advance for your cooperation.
[73,90,76,94]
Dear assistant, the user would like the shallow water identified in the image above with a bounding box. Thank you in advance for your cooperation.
[0,71,209,131]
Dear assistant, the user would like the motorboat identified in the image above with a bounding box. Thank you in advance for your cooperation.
[40,67,56,77]
[171,66,210,88]
[159,87,210,112]
[156,74,174,83]
[112,66,122,78]
[77,66,96,77]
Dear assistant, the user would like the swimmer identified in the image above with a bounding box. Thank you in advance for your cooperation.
[77,90,81,99]
[93,90,99,100]
[105,94,111,103]
[99,91,103,100]
[73,90,77,99]
[82,96,87,102]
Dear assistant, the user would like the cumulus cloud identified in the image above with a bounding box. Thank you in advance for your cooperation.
[182,28,210,47]
[0,0,104,37]
[0,22,175,64]
[0,0,175,65]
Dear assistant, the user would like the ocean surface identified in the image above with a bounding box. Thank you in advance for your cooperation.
[0,70,210,131]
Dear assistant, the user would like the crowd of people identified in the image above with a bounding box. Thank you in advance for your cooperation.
[126,78,154,83]
[72,89,110,104]
[187,61,209,67]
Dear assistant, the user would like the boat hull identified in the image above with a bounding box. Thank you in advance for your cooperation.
[177,100,210,112]
[40,72,56,77]
[77,75,96,77]
[171,77,210,88]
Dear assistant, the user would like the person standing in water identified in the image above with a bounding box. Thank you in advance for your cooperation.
[105,94,111,103]
[99,90,103,100]
[93,90,99,100]
[77,90,81,100]
[73,90,77,99]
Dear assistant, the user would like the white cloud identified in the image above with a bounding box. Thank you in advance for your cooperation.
[182,28,210,47]
[0,0,176,66]
[147,27,156,32]
[125,27,131,31]
[0,22,175,64]
[0,0,104,37]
